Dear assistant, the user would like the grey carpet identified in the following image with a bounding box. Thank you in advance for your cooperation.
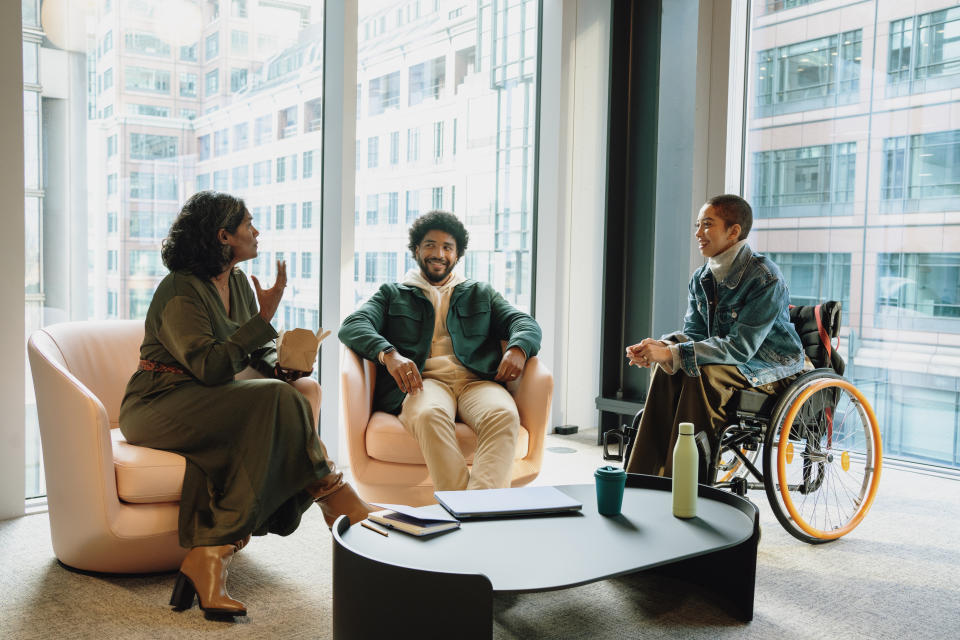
[1,462,957,639]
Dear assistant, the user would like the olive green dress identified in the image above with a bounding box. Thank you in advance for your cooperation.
[119,268,330,548]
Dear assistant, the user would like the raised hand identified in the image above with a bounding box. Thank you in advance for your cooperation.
[251,260,287,322]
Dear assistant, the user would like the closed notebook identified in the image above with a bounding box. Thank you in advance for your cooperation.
[434,486,583,519]
[368,503,460,537]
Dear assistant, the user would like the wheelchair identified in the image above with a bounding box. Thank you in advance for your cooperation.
[604,302,883,544]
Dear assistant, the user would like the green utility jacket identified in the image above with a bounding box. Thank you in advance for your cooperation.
[338,280,542,414]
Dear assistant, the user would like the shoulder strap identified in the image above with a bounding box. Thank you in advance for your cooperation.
[814,303,838,362]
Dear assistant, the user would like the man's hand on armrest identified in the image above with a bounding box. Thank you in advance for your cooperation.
[381,350,423,395]
[495,346,527,382]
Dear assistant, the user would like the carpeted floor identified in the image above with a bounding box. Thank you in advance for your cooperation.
[1,431,958,639]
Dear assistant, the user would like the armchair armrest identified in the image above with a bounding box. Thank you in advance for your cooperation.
[510,356,553,467]
[341,347,376,472]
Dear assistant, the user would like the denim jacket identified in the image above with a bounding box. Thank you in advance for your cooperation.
[666,244,803,387]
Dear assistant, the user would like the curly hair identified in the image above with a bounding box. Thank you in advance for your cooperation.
[706,194,753,240]
[407,210,469,258]
[161,191,248,279]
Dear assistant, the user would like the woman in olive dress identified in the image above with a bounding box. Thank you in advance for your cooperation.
[120,190,372,617]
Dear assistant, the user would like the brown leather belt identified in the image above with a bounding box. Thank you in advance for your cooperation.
[138,359,188,375]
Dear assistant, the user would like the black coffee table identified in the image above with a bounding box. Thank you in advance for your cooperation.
[332,474,758,639]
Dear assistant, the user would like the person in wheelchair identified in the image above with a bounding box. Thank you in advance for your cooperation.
[624,194,804,477]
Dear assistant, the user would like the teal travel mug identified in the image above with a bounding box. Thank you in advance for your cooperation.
[595,465,627,516]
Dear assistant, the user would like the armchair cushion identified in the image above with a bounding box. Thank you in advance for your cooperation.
[111,429,185,504]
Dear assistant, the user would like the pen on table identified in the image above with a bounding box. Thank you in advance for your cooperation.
[361,520,389,537]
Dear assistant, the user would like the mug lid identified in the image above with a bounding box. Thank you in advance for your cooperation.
[595,465,626,477]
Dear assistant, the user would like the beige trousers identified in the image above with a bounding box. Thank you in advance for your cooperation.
[398,378,519,491]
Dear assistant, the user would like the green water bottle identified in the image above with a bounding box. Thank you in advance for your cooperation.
[672,422,698,518]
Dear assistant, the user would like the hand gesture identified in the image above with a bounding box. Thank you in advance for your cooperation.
[494,346,527,382]
[626,338,670,368]
[251,260,287,322]
[383,350,423,395]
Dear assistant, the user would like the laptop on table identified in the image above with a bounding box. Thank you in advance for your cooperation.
[434,486,583,519]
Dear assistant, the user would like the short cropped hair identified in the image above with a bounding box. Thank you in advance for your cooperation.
[407,210,469,258]
[161,191,248,279]
[707,194,752,241]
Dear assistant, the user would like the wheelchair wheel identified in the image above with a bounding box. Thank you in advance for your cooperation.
[762,372,882,544]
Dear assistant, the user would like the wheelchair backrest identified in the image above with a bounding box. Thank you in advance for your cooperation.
[788,301,845,375]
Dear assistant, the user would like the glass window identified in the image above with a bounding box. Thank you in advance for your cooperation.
[196,173,210,190]
[408,55,445,106]
[233,122,248,151]
[205,32,220,60]
[882,130,960,207]
[197,134,211,161]
[276,204,286,230]
[180,42,198,62]
[232,165,249,190]
[129,289,153,319]
[888,8,960,95]
[389,131,399,165]
[407,127,419,162]
[876,253,960,328]
[232,0,247,18]
[405,189,419,223]
[252,159,271,186]
[278,106,297,138]
[205,69,219,96]
[106,134,117,157]
[254,114,272,145]
[125,66,171,93]
[231,30,249,55]
[214,128,229,156]
[304,98,322,133]
[129,249,164,276]
[124,32,171,57]
[213,169,228,191]
[367,136,378,168]
[180,108,197,121]
[130,172,178,200]
[302,150,315,179]
[368,71,400,116]
[755,30,861,115]
[386,192,399,224]
[752,142,856,216]
[179,72,197,97]
[432,121,443,161]
[230,68,247,93]
[127,103,170,117]
[366,194,378,225]
[103,68,113,90]
[130,133,177,160]
[301,201,313,229]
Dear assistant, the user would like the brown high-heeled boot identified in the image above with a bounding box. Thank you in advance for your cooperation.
[309,464,376,528]
[170,543,247,616]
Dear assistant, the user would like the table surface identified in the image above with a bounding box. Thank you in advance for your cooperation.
[339,482,755,593]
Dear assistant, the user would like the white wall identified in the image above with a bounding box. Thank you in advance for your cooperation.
[537,0,611,433]
[0,1,26,520]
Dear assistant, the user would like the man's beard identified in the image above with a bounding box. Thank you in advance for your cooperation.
[418,256,454,283]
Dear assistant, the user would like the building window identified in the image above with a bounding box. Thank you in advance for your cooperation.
[888,8,960,95]
[882,130,960,208]
[106,173,117,195]
[254,114,272,145]
[180,108,197,120]
[130,172,178,200]
[129,289,152,319]
[179,72,197,97]
[233,122,248,151]
[205,69,219,96]
[387,192,399,224]
[304,98,322,132]
[124,66,171,93]
[876,253,960,329]
[252,160,271,186]
[752,142,856,216]
[767,252,851,311]
[275,204,285,230]
[301,201,313,229]
[288,252,297,277]
[106,290,118,317]
[196,173,210,190]
[129,249,164,276]
[232,166,249,190]
[368,71,400,116]
[755,30,861,114]
[389,131,399,165]
[367,136,379,168]
[231,30,248,55]
[278,106,297,138]
[365,252,397,284]
[406,189,419,223]
[124,32,171,57]
[102,30,113,54]
[213,129,229,156]
[230,68,248,93]
[106,134,117,157]
[107,249,118,272]
[130,133,178,160]
[197,134,211,161]
[213,169,228,191]
[302,150,315,179]
[408,56,445,106]
[127,103,169,117]
[103,68,113,90]
[302,252,312,279]
[180,42,198,61]
[205,32,219,60]
[366,194,378,225]
[407,127,420,162]
[433,121,443,161]
[106,211,118,233]
[276,156,286,183]
[232,0,247,18]
[288,202,297,228]
[431,186,442,209]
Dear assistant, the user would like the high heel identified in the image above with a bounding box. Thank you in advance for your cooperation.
[308,463,376,528]
[170,545,247,616]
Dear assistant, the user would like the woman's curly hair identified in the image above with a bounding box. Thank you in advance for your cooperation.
[407,210,469,258]
[161,191,248,279]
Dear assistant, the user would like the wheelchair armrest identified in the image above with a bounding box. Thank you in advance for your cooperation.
[735,389,778,418]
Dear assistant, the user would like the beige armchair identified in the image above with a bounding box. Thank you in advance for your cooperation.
[27,320,187,574]
[341,347,553,506]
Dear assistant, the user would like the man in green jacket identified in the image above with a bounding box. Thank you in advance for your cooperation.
[339,211,542,491]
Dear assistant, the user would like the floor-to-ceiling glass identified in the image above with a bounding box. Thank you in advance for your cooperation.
[743,0,960,469]
[351,0,539,312]
[23,0,325,499]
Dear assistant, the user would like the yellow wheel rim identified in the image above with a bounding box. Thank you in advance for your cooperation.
[777,378,882,540]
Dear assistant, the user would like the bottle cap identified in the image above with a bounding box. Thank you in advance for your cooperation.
[678,422,694,435]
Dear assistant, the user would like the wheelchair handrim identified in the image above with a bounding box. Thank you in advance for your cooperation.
[776,378,883,540]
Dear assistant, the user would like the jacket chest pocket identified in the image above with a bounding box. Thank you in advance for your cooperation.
[387,301,424,338]
[457,301,491,336]
[715,306,739,335]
